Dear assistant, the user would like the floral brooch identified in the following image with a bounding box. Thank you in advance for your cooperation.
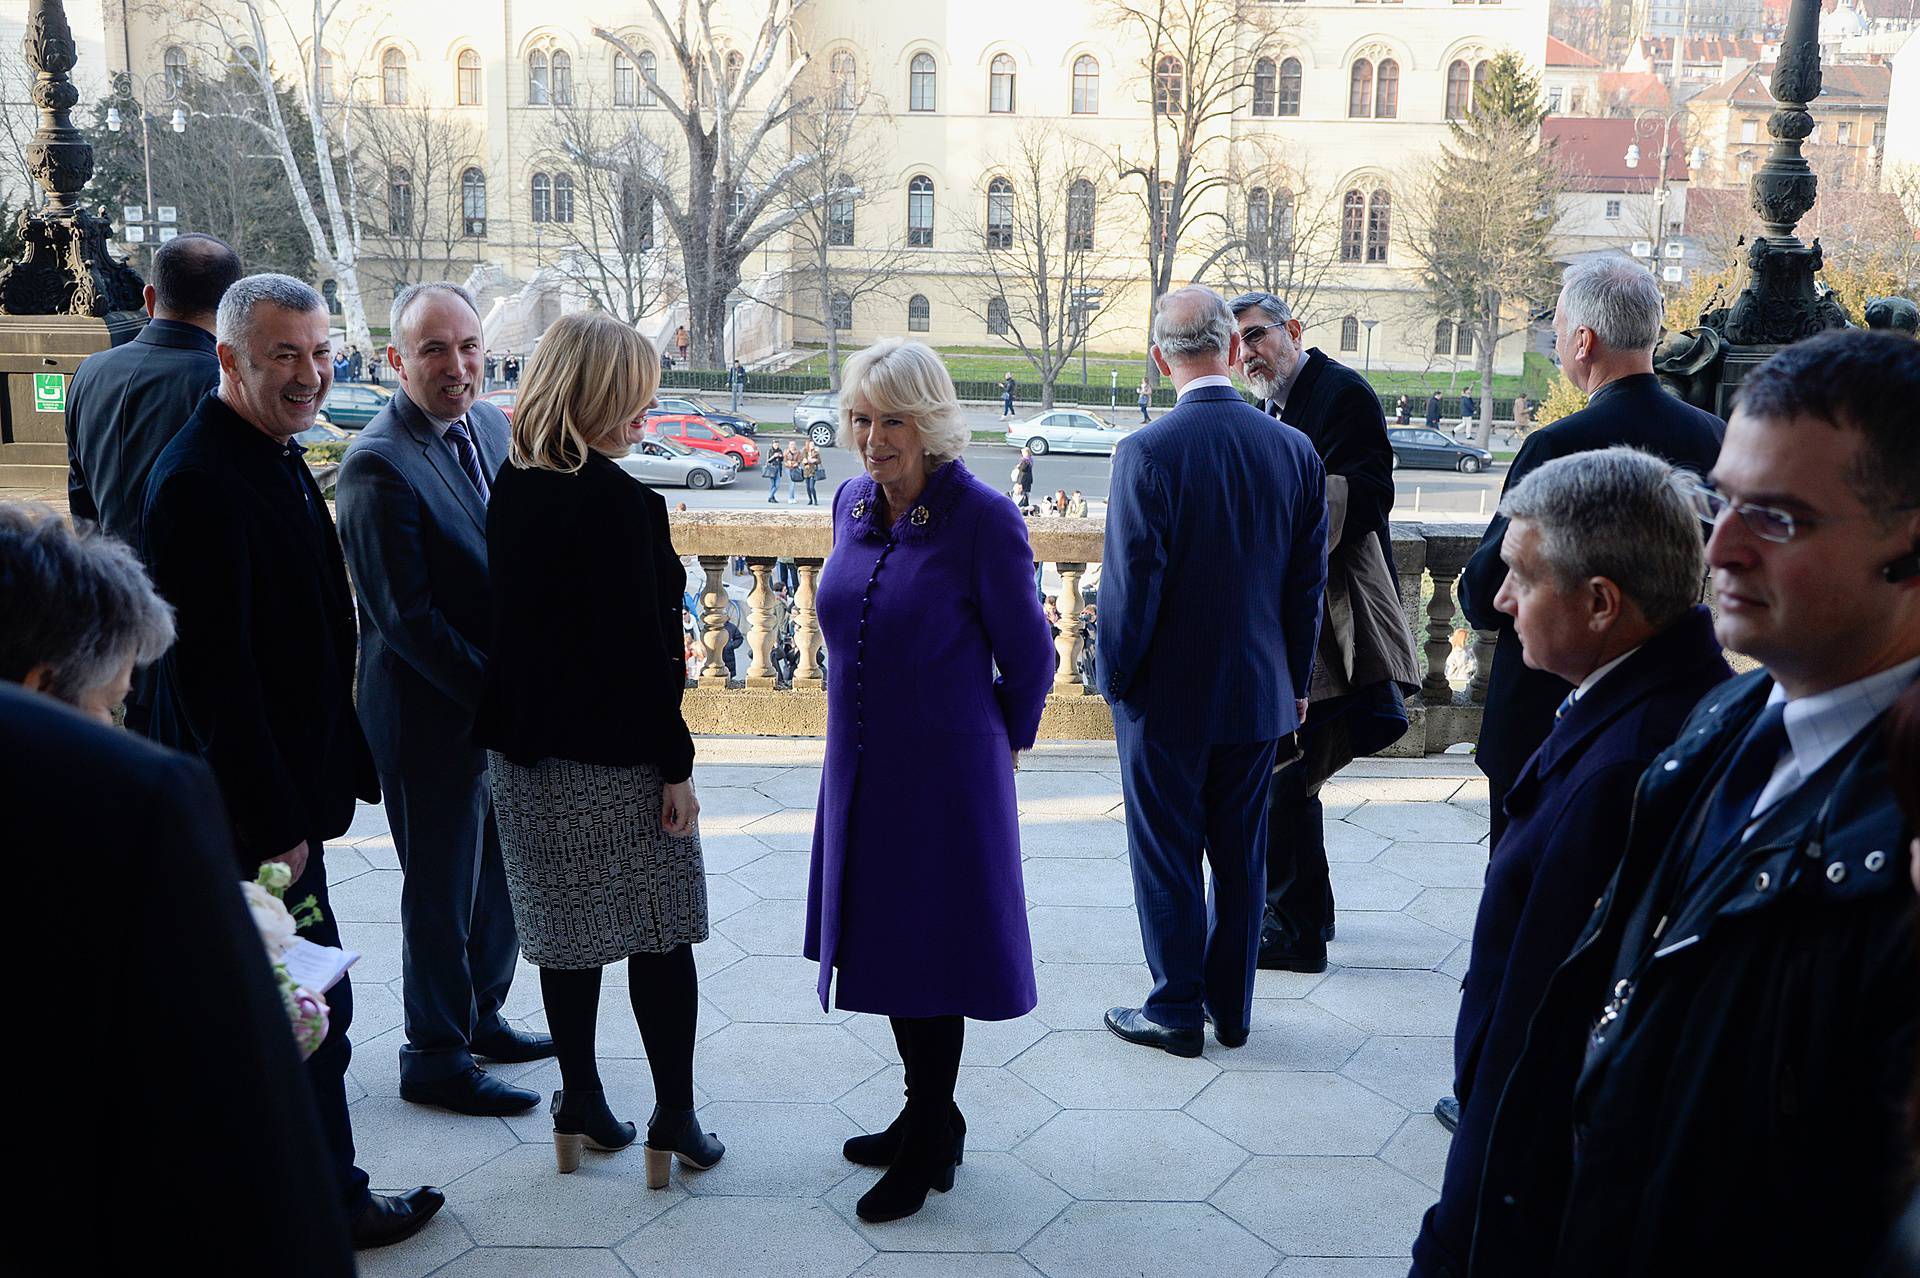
[909,505,930,527]
[851,498,870,519]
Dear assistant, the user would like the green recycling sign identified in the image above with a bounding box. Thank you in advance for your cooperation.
[33,372,66,413]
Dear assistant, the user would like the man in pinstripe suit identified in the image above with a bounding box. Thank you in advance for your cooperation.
[1099,287,1330,1058]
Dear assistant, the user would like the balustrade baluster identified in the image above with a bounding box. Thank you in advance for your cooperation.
[697,555,730,686]
[1052,561,1088,695]
[744,559,777,688]
[793,560,823,686]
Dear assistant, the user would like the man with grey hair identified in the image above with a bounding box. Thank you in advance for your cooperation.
[1409,447,1730,1274]
[1229,291,1420,975]
[141,272,446,1249]
[336,281,547,1119]
[1100,285,1329,1058]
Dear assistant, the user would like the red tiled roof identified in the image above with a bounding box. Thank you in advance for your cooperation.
[1691,60,1892,106]
[1544,117,1690,191]
[1598,71,1674,112]
[1548,35,1603,68]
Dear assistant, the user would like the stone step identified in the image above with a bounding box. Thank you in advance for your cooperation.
[0,462,65,490]
[0,442,66,466]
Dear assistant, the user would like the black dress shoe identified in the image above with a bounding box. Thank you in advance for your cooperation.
[351,1186,445,1249]
[401,1065,540,1116]
[1434,1096,1461,1133]
[472,1027,558,1064]
[1257,933,1329,974]
[1104,1007,1203,1058]
[1199,1010,1249,1048]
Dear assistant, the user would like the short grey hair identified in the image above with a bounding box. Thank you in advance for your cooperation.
[1229,291,1294,326]
[1559,257,1665,353]
[1152,287,1236,361]
[0,503,176,705]
[837,337,970,463]
[1500,447,1705,627]
[390,282,482,355]
[216,273,325,351]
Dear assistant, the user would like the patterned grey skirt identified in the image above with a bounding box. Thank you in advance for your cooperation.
[487,754,709,970]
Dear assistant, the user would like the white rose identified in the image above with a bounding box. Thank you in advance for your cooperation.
[242,880,299,960]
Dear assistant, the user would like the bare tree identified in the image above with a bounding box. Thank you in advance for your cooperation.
[594,0,821,367]
[952,127,1124,410]
[1192,141,1348,327]
[1103,0,1285,383]
[355,96,486,299]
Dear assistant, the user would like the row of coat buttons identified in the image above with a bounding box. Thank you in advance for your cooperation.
[852,539,895,752]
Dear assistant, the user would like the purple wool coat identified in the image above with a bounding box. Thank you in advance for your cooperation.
[803,458,1054,1019]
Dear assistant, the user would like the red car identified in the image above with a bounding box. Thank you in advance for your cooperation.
[646,414,759,468]
[480,388,518,420]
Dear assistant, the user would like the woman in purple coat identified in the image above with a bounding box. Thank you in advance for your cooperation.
[804,338,1054,1224]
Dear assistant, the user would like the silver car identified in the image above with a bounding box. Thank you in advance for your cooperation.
[1005,409,1135,456]
[793,391,838,449]
[616,436,738,490]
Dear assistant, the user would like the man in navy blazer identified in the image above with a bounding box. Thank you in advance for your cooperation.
[336,283,551,1119]
[1100,287,1329,1057]
[1411,448,1731,1276]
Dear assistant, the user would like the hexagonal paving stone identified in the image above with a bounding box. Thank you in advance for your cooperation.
[446,1142,684,1246]
[1404,887,1484,941]
[1214,999,1366,1072]
[1022,858,1136,908]
[694,930,750,978]
[353,1216,471,1278]
[1346,800,1487,844]
[739,809,819,852]
[500,1056,713,1144]
[1015,1109,1246,1200]
[826,1151,1070,1252]
[1015,770,1126,817]
[701,832,782,875]
[754,765,826,810]
[343,801,391,841]
[1010,1030,1219,1110]
[703,955,847,1025]
[1022,1201,1276,1278]
[732,849,814,899]
[1308,968,1463,1037]
[1323,820,1391,863]
[705,872,759,923]
[1323,911,1460,972]
[1374,841,1490,889]
[432,1250,632,1278]
[1212,1155,1436,1256]
[1270,1260,1413,1278]
[1380,1110,1454,1191]
[348,1096,518,1188]
[1027,906,1147,965]
[619,1197,874,1277]
[839,1013,1048,1069]
[326,846,373,886]
[672,1101,864,1197]
[1188,1071,1407,1156]
[342,921,405,986]
[1251,967,1332,1000]
[854,1255,1046,1278]
[1326,777,1470,803]
[718,897,808,956]
[1338,1035,1457,1112]
[694,764,795,790]
[345,979,405,1041]
[696,786,786,831]
[1020,815,1130,859]
[1438,942,1472,980]
[1030,962,1154,1030]
[839,1065,1061,1154]
[1325,862,1421,912]
[1317,781,1367,822]
[696,1022,885,1103]
[328,869,404,923]
[353,833,400,869]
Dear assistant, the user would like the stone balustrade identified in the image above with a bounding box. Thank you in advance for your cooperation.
[670,509,1493,752]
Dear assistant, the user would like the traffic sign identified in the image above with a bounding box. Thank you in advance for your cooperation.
[33,372,66,413]
[157,205,177,223]
[125,225,146,243]
[158,227,179,242]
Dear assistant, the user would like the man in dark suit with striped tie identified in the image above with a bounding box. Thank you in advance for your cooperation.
[336,283,553,1120]
[1099,287,1329,1057]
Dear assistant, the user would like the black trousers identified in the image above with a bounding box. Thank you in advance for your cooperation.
[288,843,372,1214]
[1264,702,1355,944]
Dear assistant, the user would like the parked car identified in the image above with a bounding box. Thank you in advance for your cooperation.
[793,391,838,449]
[314,382,392,430]
[1006,409,1136,456]
[648,394,757,438]
[480,387,518,420]
[616,435,738,490]
[645,414,760,469]
[294,420,352,449]
[1386,427,1494,473]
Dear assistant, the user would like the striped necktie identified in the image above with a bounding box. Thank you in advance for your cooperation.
[1555,689,1577,722]
[446,417,489,502]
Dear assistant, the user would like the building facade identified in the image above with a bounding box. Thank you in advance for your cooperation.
[1688,59,1891,188]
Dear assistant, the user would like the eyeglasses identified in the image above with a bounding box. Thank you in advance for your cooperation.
[1239,324,1278,347]
[1686,481,1812,543]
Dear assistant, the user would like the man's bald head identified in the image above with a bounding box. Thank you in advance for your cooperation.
[1149,286,1241,385]
[149,233,241,323]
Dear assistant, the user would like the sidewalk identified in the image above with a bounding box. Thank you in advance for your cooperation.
[337,738,1486,1277]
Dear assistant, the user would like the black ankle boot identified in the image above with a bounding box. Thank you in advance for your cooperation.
[843,1103,967,1167]
[643,1105,725,1189]
[550,1089,636,1173]
[855,1105,961,1223]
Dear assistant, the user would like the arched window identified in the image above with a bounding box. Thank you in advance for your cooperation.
[827,172,855,246]
[832,51,857,110]
[1434,318,1454,355]
[1375,59,1399,119]
[1348,59,1373,118]
[1073,55,1099,114]
[990,54,1016,113]
[1066,178,1095,251]
[1278,57,1302,116]
[724,50,743,94]
[1341,189,1365,262]
[462,168,487,236]
[986,177,1014,249]
[382,48,408,105]
[831,291,853,330]
[457,49,482,105]
[388,166,413,234]
[528,50,549,105]
[1340,316,1360,352]
[1155,56,1185,114]
[231,44,259,74]
[986,295,1010,334]
[639,52,658,106]
[908,294,930,332]
[1445,60,1471,120]
[1247,187,1270,253]
[614,53,637,106]
[1472,59,1491,110]
[1366,188,1391,262]
[553,173,575,223]
[531,172,552,223]
[1252,58,1277,116]
[909,52,936,112]
[163,46,188,96]
[1272,189,1294,256]
[907,175,934,246]
[551,50,573,105]
[314,49,337,103]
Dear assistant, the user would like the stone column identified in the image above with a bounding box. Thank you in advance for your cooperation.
[1051,562,1089,696]
[792,560,823,686]
[744,558,778,688]
[1471,629,1499,704]
[697,555,731,687]
[1421,541,1473,703]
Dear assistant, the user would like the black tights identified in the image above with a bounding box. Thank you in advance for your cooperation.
[540,944,699,1111]
[890,1014,964,1113]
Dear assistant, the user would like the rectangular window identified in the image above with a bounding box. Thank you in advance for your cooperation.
[1548,87,1563,112]
[1741,120,1758,143]
[1838,121,1852,144]
[1569,89,1585,113]
[1605,199,1621,219]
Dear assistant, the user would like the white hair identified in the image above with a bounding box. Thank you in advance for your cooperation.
[837,338,970,463]
[1560,257,1665,354]
[1152,286,1236,361]
[215,273,325,351]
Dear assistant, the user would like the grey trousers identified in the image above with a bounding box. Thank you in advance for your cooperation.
[386,765,522,1084]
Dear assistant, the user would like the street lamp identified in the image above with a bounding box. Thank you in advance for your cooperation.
[1624,107,1701,287]
[104,70,186,262]
[1361,318,1379,377]
[1070,286,1104,391]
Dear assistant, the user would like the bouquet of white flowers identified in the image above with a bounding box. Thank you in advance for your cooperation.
[243,862,331,1059]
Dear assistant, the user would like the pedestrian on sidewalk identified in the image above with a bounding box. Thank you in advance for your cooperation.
[729,360,746,415]
[1395,394,1411,424]
[801,442,824,505]
[1426,390,1442,428]
[764,444,786,503]
[784,440,802,501]
[1001,372,1016,419]
[1137,377,1152,424]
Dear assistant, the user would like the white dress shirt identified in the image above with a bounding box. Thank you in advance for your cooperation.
[1748,654,1920,818]
[1176,373,1235,399]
